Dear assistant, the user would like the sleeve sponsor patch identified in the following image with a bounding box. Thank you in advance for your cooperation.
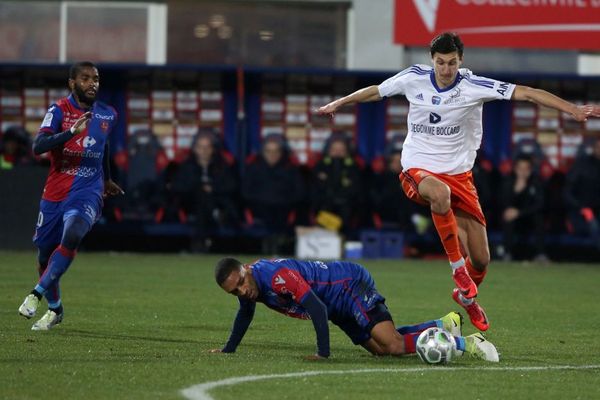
[41,112,53,128]
[271,268,311,301]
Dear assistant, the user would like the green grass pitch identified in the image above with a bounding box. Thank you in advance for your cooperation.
[1,251,600,399]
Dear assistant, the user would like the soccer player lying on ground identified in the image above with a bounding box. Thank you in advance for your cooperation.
[210,257,499,361]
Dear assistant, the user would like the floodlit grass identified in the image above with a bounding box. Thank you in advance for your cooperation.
[1,251,599,399]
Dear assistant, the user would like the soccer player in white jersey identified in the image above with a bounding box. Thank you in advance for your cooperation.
[317,32,600,331]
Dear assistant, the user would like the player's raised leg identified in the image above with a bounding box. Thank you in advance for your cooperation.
[454,210,491,331]
[452,289,489,331]
[419,176,477,298]
[455,209,490,287]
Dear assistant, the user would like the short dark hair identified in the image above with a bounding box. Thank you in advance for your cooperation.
[430,32,464,58]
[69,61,97,80]
[215,257,243,286]
[515,154,534,164]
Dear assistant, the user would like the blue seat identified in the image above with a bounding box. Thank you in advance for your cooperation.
[380,232,404,258]
[360,230,404,259]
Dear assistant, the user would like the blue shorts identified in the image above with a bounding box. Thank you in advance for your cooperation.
[332,301,393,345]
[326,263,390,345]
[33,196,101,249]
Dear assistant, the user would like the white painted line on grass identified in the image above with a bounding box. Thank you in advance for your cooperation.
[180,364,600,400]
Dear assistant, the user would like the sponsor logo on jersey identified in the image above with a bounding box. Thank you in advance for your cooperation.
[94,113,115,120]
[432,95,441,105]
[444,87,466,105]
[75,136,97,148]
[429,112,441,124]
[416,93,424,101]
[60,166,98,178]
[410,122,461,136]
[274,275,286,285]
[496,82,510,96]
[41,111,54,128]
[314,261,328,269]
[63,147,102,159]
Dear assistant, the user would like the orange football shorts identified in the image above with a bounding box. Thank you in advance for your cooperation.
[399,168,486,227]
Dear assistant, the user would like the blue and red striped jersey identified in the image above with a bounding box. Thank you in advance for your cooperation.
[38,94,117,202]
[249,259,381,321]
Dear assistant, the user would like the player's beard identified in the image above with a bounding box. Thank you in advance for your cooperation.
[74,85,96,107]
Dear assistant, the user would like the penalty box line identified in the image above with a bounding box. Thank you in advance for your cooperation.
[180,364,600,400]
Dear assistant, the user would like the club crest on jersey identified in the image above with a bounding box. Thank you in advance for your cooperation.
[431,96,441,105]
[76,136,97,148]
[100,120,109,133]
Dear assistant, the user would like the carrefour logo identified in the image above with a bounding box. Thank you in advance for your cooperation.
[75,136,97,148]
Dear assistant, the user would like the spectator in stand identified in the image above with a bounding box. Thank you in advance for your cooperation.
[242,134,304,252]
[311,133,364,233]
[471,152,496,229]
[370,142,429,234]
[564,138,600,250]
[0,126,33,169]
[172,132,239,250]
[499,155,547,261]
[108,129,169,221]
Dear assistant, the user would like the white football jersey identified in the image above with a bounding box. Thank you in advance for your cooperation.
[378,64,515,175]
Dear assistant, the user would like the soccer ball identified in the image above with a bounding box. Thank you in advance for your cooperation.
[416,327,456,365]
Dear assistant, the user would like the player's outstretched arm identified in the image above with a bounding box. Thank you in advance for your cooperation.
[211,299,256,354]
[317,85,382,116]
[512,85,597,122]
[299,290,330,359]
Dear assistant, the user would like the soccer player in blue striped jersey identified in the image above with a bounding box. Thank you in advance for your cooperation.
[210,257,499,362]
[18,61,123,331]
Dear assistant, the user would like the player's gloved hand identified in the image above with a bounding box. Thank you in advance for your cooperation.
[103,179,125,197]
[303,354,328,361]
[70,111,92,135]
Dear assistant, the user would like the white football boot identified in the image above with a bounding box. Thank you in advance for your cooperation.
[31,310,63,331]
[465,333,500,362]
[18,294,40,319]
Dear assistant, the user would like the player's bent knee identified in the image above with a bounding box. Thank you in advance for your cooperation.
[471,250,490,270]
[429,186,451,211]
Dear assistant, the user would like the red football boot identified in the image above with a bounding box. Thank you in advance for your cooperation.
[452,265,478,299]
[452,288,489,331]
